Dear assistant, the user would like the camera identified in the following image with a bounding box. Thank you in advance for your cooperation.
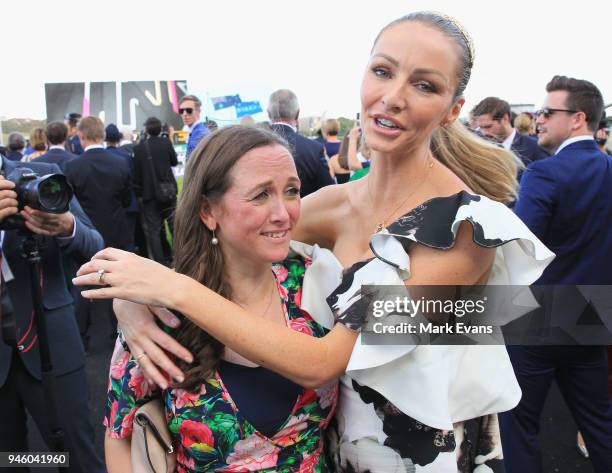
[0,168,73,230]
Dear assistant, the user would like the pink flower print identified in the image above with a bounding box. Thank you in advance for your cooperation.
[128,365,154,399]
[315,382,338,411]
[174,384,206,409]
[299,452,320,473]
[109,342,130,380]
[272,264,289,283]
[120,409,136,436]
[294,286,303,307]
[222,434,280,471]
[179,419,215,450]
[272,414,309,447]
[276,280,289,302]
[288,317,314,336]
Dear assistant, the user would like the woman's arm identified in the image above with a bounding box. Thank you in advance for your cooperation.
[347,126,363,171]
[75,222,494,388]
[105,431,132,473]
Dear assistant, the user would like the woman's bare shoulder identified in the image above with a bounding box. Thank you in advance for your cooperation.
[294,182,357,247]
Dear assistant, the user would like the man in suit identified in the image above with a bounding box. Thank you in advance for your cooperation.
[132,117,178,264]
[0,157,105,472]
[180,94,209,161]
[64,113,84,155]
[268,89,334,197]
[65,116,132,342]
[500,76,612,473]
[472,97,550,167]
[31,121,76,172]
[6,133,25,162]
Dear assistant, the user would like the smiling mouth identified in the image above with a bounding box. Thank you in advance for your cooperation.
[374,117,401,130]
[261,231,288,239]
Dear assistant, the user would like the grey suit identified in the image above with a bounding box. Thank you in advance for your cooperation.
[0,158,105,473]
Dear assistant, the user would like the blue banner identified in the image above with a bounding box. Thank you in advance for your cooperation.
[235,101,263,117]
[211,94,241,110]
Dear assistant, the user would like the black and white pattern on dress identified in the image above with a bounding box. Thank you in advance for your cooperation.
[318,191,555,472]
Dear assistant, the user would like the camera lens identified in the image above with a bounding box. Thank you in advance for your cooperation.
[38,175,72,212]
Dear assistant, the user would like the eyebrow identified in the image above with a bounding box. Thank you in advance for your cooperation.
[372,54,449,85]
[245,177,300,194]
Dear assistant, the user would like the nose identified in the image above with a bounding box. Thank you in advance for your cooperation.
[269,195,291,223]
[381,80,407,112]
[535,113,546,126]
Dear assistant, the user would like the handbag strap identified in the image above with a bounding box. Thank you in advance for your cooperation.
[135,412,173,473]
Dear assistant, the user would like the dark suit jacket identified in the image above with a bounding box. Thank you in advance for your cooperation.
[64,147,133,250]
[270,124,334,197]
[0,158,104,385]
[6,150,23,162]
[515,139,612,284]
[132,136,178,202]
[68,135,84,155]
[511,132,550,166]
[31,147,77,173]
[107,146,140,213]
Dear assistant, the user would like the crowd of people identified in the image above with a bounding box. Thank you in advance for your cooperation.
[1,10,611,473]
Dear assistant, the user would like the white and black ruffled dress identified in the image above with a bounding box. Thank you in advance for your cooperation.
[294,191,555,473]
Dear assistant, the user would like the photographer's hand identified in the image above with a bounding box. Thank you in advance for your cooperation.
[21,206,75,237]
[0,176,19,222]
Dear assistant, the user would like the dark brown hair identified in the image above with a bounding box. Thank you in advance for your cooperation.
[546,75,604,132]
[172,125,289,391]
[46,121,68,145]
[472,97,511,121]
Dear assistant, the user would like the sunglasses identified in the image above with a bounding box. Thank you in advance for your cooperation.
[534,107,578,119]
[179,107,194,115]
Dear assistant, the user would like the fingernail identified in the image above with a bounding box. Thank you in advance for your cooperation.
[160,382,168,390]
[174,375,184,383]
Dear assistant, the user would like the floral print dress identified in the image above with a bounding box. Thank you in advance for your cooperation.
[105,254,338,472]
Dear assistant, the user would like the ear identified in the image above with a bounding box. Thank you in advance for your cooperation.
[572,111,588,132]
[442,97,465,127]
[199,200,217,231]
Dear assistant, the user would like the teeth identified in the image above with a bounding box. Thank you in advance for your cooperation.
[263,231,287,238]
[376,118,399,129]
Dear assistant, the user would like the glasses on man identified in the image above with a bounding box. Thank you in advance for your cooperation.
[534,107,578,119]
[178,107,194,115]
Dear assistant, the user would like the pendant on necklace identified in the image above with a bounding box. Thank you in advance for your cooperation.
[375,223,385,233]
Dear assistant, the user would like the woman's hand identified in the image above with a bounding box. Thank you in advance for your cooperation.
[114,299,193,389]
[73,247,187,308]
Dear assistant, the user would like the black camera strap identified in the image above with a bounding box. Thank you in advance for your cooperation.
[0,257,17,346]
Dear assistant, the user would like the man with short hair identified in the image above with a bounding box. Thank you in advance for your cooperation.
[501,76,612,473]
[31,121,76,172]
[472,97,549,166]
[65,117,133,342]
[179,94,209,160]
[64,113,84,155]
[6,132,25,162]
[268,89,334,197]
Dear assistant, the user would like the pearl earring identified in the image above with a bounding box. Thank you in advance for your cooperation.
[211,229,219,245]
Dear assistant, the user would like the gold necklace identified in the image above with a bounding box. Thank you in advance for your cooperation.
[234,276,276,318]
[367,155,435,233]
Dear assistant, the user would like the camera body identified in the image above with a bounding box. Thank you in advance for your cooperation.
[0,168,73,230]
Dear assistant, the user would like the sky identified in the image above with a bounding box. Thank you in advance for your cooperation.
[2,0,611,122]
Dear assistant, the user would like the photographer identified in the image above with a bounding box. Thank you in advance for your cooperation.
[0,156,105,473]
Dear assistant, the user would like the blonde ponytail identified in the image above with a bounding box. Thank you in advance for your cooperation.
[431,121,520,204]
